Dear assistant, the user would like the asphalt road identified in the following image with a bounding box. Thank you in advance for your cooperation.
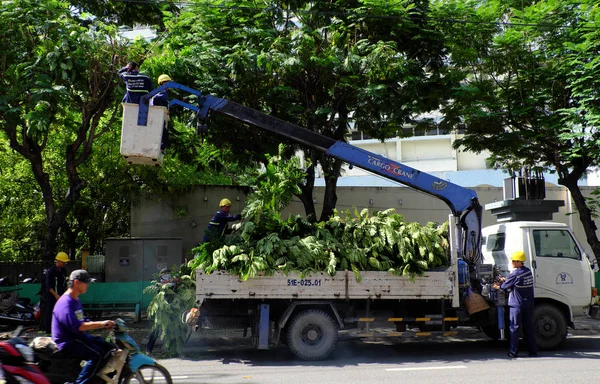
[156,331,600,384]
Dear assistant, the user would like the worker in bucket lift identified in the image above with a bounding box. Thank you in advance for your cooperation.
[151,74,171,150]
[118,61,153,104]
[203,198,242,242]
[493,250,537,358]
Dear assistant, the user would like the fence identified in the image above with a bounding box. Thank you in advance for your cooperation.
[0,261,83,285]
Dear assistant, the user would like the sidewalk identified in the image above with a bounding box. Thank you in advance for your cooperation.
[571,313,600,336]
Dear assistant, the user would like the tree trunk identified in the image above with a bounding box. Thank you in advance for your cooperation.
[297,161,317,221]
[319,158,342,222]
[560,177,600,262]
[318,103,348,222]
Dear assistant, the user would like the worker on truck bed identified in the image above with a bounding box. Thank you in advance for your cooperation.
[203,198,242,242]
[494,250,537,358]
[118,61,153,104]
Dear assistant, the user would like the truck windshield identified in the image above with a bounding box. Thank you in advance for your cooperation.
[533,230,581,260]
[485,233,506,252]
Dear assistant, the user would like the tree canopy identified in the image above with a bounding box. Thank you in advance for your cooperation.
[148,0,454,221]
[3,0,600,262]
[434,0,600,260]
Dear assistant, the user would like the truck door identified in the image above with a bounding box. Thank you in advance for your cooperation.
[529,228,592,308]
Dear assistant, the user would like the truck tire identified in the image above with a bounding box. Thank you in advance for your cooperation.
[286,309,338,361]
[534,304,567,350]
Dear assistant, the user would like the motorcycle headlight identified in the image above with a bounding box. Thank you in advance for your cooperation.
[15,343,34,362]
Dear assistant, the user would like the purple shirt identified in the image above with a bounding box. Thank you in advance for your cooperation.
[51,294,87,350]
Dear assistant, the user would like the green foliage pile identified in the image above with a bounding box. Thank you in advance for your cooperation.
[190,144,449,280]
[144,269,196,356]
[190,209,449,281]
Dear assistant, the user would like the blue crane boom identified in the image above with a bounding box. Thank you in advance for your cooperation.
[137,82,482,261]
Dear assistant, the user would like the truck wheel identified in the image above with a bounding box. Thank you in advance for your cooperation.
[286,309,338,361]
[534,304,567,350]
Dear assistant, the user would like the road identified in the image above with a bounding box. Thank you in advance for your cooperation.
[156,333,600,384]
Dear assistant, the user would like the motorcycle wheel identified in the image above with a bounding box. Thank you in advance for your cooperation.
[122,364,172,384]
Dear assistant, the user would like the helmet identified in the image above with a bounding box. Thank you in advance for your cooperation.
[55,252,70,263]
[158,74,171,84]
[219,198,232,207]
[511,251,526,262]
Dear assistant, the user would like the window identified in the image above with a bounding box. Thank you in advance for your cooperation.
[349,131,372,141]
[486,233,505,252]
[533,230,581,260]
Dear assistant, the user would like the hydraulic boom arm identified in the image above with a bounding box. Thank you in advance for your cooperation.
[138,82,483,261]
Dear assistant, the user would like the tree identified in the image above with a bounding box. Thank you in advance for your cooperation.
[0,0,129,262]
[149,0,452,221]
[67,0,178,29]
[0,142,46,260]
[434,0,600,261]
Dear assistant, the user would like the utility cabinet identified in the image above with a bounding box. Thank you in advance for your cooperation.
[104,237,183,282]
[120,103,168,166]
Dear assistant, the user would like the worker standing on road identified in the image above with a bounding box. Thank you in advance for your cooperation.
[203,199,242,242]
[151,74,171,150]
[118,61,153,104]
[494,250,537,358]
[45,252,69,334]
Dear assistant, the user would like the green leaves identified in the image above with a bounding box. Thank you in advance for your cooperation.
[144,268,196,356]
[191,207,449,281]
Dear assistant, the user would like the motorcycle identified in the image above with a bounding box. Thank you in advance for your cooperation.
[0,337,51,384]
[0,279,40,328]
[31,318,173,384]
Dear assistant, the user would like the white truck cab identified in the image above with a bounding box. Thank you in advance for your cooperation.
[482,221,595,347]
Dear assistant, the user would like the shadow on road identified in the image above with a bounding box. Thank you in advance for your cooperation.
[174,331,600,367]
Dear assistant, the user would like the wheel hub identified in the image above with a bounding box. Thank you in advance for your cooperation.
[302,324,322,345]
[538,316,556,336]
[306,329,318,341]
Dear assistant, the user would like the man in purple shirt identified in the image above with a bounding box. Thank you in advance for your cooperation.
[52,270,115,384]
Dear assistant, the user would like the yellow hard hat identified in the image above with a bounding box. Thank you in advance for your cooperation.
[55,252,70,263]
[219,198,232,207]
[158,74,171,84]
[511,251,526,262]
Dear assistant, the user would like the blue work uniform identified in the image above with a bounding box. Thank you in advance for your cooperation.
[203,210,242,242]
[500,265,537,356]
[151,90,169,107]
[151,90,170,149]
[45,264,66,333]
[118,67,154,104]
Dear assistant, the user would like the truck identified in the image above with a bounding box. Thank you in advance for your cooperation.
[124,82,597,360]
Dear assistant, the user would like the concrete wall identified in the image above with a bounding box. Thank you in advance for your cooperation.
[130,185,249,257]
[130,183,598,259]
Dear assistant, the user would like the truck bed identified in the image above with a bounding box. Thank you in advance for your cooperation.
[196,269,455,301]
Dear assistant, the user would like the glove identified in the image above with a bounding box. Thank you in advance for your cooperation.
[235,214,242,220]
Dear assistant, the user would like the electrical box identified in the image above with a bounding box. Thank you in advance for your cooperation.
[84,255,106,282]
[120,103,168,166]
[104,237,183,282]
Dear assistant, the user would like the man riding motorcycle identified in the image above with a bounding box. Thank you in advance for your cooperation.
[52,270,115,384]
